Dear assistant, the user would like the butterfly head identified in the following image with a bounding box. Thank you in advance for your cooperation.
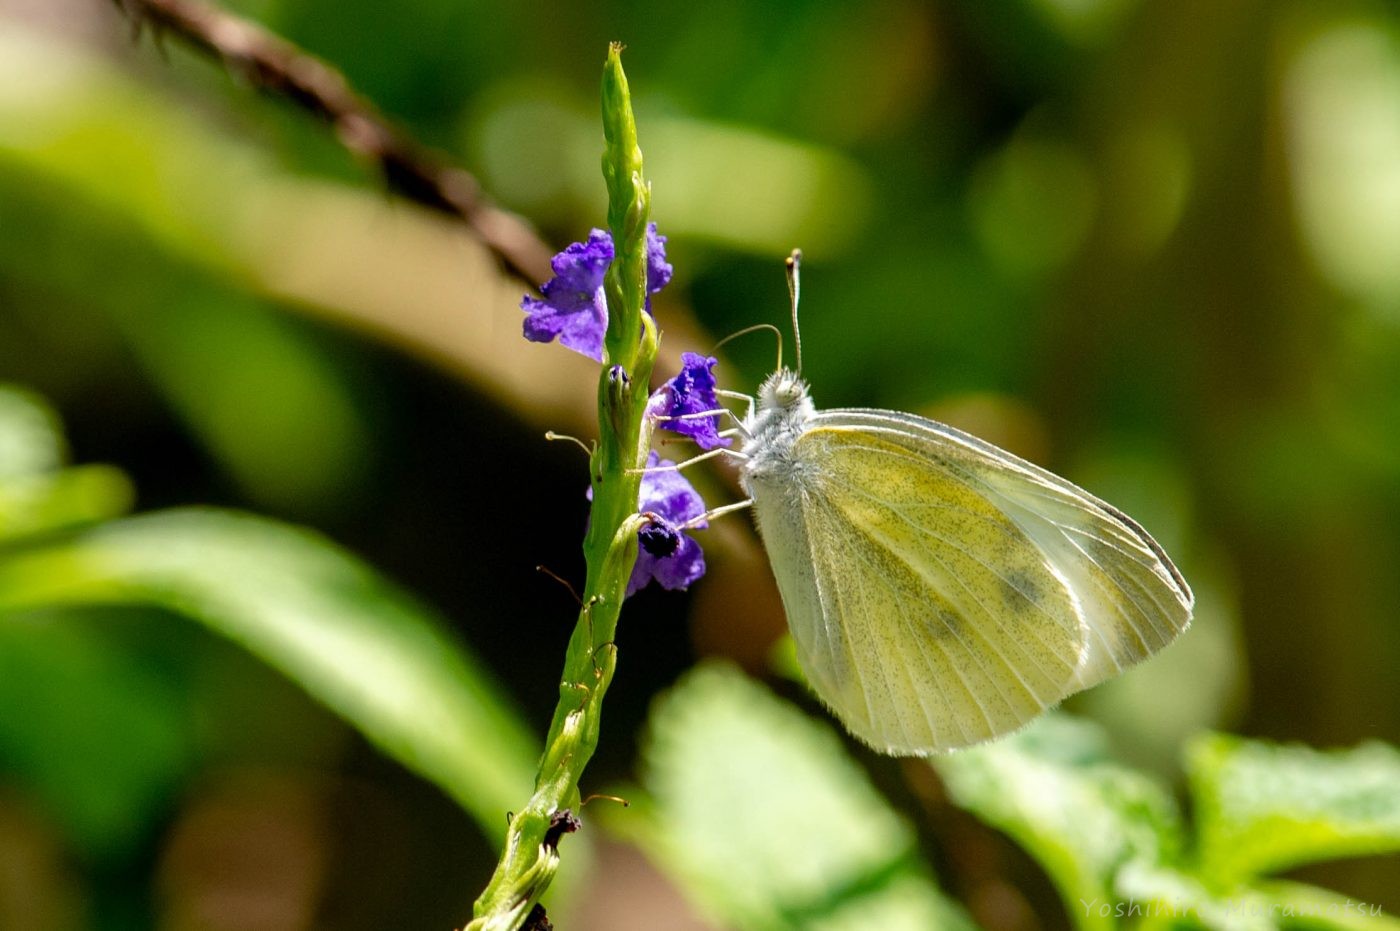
[757,368,812,414]
[741,369,816,476]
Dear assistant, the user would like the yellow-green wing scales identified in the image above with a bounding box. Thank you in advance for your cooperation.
[818,410,1193,694]
[773,428,1087,754]
[739,369,1193,756]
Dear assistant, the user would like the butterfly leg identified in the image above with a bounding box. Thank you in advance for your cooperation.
[653,405,752,440]
[626,447,749,475]
[716,389,756,422]
[679,497,753,529]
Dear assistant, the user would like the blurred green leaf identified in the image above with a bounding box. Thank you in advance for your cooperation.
[1285,17,1400,313]
[0,467,134,542]
[935,714,1182,929]
[0,385,133,540]
[1070,551,1247,778]
[624,662,977,931]
[0,27,374,516]
[0,508,537,836]
[1187,733,1400,887]
[1112,862,1277,931]
[1112,865,1400,931]
[469,80,873,256]
[967,134,1096,279]
[0,386,66,477]
[1253,880,1400,931]
[117,290,373,516]
[0,610,192,859]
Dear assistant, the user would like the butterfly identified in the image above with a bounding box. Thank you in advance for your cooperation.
[730,253,1193,755]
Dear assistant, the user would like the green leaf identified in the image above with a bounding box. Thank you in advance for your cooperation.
[1253,880,1400,931]
[0,610,192,858]
[627,662,977,931]
[0,384,134,539]
[0,466,134,542]
[1110,867,1400,931]
[0,508,538,836]
[1187,732,1400,886]
[935,713,1182,930]
[0,385,67,477]
[1113,861,1279,931]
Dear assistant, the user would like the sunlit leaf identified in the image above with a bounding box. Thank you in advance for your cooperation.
[1112,861,1278,931]
[0,508,538,836]
[0,385,66,477]
[1252,879,1400,931]
[0,385,133,539]
[935,714,1182,922]
[1187,732,1400,886]
[0,24,593,446]
[1111,866,1400,931]
[626,662,977,931]
[0,467,134,542]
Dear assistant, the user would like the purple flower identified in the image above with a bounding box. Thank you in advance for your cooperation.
[645,227,674,298]
[638,520,681,558]
[650,352,732,450]
[631,452,707,595]
[522,224,673,361]
[589,451,707,597]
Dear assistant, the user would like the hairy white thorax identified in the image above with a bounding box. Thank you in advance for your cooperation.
[739,369,816,492]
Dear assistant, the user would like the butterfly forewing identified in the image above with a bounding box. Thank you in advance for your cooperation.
[739,368,1193,756]
[815,410,1194,693]
[757,426,1088,754]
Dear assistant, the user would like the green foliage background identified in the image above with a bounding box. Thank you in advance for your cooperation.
[1,0,1399,928]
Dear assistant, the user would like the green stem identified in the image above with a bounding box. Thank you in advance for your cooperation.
[466,43,655,931]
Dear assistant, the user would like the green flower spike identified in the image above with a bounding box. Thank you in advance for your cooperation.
[466,43,658,931]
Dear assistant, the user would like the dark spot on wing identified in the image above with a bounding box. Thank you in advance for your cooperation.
[1000,569,1042,612]
[929,608,963,640]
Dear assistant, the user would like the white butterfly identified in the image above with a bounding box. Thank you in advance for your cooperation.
[723,253,1193,755]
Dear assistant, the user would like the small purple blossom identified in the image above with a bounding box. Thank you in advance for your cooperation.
[589,451,707,597]
[646,228,673,297]
[630,452,707,595]
[650,352,732,450]
[521,224,672,361]
[638,519,681,558]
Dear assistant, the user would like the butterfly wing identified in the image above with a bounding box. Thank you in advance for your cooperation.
[749,409,1192,755]
[820,410,1194,692]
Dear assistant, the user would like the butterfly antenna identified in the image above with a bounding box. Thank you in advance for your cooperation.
[786,248,803,375]
[712,323,783,371]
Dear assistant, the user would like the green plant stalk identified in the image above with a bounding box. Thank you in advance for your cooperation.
[467,43,656,931]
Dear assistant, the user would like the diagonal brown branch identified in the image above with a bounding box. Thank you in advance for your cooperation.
[109,0,553,285]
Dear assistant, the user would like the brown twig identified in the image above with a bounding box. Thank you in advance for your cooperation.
[109,0,553,285]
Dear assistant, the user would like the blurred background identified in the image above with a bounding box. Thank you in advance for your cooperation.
[1,0,1398,928]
